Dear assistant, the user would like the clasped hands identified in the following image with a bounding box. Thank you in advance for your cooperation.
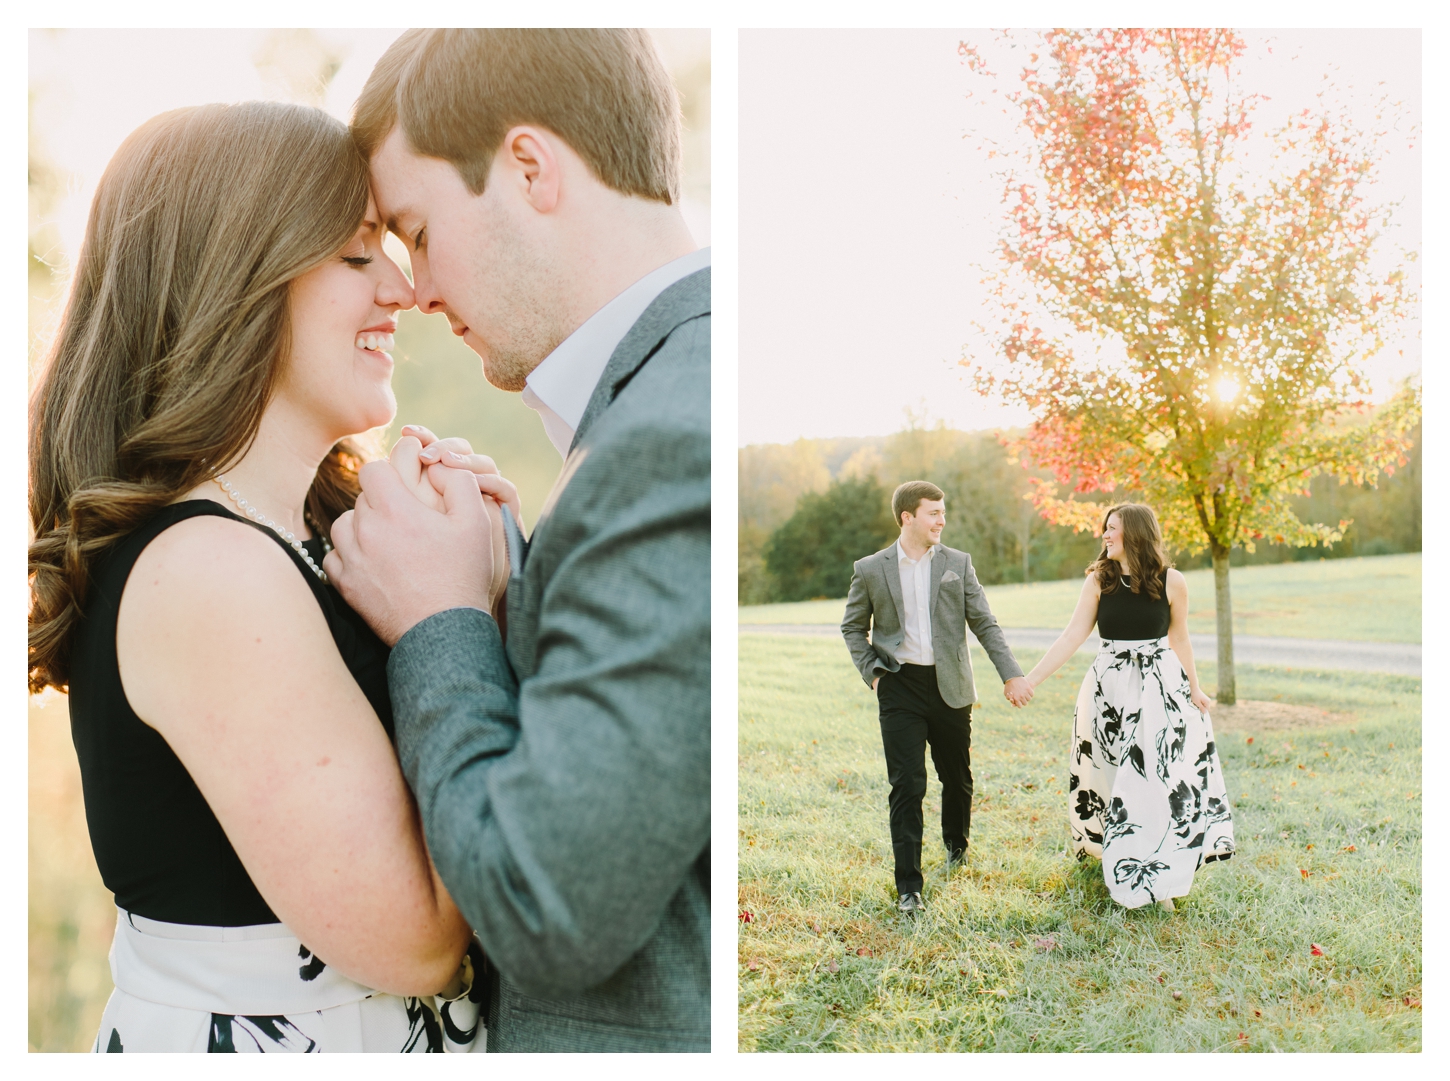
[323,425,518,647]
[873,673,1035,708]
[1003,676,1034,708]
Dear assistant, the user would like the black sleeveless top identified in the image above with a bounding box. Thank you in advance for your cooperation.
[67,500,393,926]
[1096,571,1171,640]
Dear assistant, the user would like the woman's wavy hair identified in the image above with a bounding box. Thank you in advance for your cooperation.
[29,101,372,694]
[1087,503,1171,600]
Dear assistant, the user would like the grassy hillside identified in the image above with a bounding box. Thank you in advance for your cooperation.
[739,553,1421,644]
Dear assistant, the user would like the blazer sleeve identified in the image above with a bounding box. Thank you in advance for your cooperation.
[840,560,879,687]
[961,554,1025,683]
[387,371,709,999]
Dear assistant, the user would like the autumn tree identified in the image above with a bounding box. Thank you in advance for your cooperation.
[961,29,1419,703]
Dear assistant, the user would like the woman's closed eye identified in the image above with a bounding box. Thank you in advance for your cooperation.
[342,254,374,268]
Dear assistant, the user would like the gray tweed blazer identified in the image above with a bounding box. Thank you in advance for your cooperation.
[841,542,1023,709]
[388,268,710,1052]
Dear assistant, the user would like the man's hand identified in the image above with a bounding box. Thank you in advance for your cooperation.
[1003,676,1034,708]
[405,424,525,531]
[324,459,501,646]
[872,676,881,691]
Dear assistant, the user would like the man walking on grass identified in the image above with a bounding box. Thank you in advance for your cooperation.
[841,481,1033,916]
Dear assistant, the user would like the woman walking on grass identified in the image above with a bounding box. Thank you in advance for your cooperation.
[1022,504,1235,909]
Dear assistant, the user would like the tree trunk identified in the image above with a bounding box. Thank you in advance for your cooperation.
[1020,503,1032,584]
[1211,544,1236,705]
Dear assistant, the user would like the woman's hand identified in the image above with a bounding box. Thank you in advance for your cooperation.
[386,429,510,608]
[404,424,525,532]
[387,434,446,512]
[1190,686,1213,715]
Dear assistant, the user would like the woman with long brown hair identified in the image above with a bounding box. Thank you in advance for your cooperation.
[1022,504,1235,910]
[29,101,489,1051]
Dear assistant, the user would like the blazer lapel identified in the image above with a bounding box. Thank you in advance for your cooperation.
[880,545,905,628]
[570,266,711,453]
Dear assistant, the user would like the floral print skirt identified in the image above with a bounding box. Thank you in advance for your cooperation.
[92,908,484,1052]
[1069,638,1235,908]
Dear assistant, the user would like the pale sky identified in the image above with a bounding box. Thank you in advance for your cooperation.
[738,28,1421,447]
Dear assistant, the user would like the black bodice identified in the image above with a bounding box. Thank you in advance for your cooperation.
[67,500,392,927]
[1096,571,1171,640]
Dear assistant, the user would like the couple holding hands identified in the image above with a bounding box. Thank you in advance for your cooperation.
[842,482,1236,917]
[29,30,708,1052]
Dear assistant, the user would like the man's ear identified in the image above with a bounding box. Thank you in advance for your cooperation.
[498,125,560,213]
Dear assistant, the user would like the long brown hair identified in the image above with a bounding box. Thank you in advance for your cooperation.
[29,101,372,694]
[1088,503,1171,599]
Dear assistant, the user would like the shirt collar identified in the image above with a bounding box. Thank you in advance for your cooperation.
[523,246,711,458]
[896,539,939,566]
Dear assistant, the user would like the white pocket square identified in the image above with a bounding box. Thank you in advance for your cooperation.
[941,570,961,583]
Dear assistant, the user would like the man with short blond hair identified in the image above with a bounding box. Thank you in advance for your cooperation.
[842,481,1032,915]
[325,29,709,1052]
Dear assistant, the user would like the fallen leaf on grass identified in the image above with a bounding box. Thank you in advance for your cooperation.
[827,958,839,974]
[1033,936,1058,951]
[1299,868,1311,878]
[1172,991,1183,1001]
[739,910,753,923]
[855,947,873,958]
[1237,1032,1247,1042]
[811,921,821,934]
[1246,737,1254,744]
[1310,943,1325,957]
[977,988,1008,997]
[1404,997,1420,1008]
[746,958,761,971]
[1342,844,1357,852]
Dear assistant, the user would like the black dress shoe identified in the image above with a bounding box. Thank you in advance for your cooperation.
[898,891,925,916]
[946,847,967,869]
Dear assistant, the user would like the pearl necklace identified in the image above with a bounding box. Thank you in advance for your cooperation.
[212,475,331,583]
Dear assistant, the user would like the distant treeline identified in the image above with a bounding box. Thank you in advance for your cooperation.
[739,423,1421,605]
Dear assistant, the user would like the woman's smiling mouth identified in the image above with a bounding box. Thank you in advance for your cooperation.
[355,324,397,352]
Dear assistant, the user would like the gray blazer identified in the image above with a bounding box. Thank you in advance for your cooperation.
[387,268,710,1052]
[841,542,1023,709]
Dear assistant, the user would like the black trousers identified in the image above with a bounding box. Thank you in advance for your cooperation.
[876,663,973,895]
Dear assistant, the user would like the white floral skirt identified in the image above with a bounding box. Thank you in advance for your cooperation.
[92,909,484,1052]
[1069,638,1236,908]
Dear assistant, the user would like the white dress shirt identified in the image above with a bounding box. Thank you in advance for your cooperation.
[522,247,712,459]
[896,539,939,666]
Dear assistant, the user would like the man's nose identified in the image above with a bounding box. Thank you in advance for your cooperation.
[411,261,447,315]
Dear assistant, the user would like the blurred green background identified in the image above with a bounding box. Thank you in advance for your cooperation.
[387,306,562,532]
[27,27,709,1052]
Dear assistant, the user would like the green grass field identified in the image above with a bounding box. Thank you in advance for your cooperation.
[738,634,1422,1052]
[739,553,1422,644]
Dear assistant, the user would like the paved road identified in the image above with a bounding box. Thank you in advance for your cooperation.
[737,624,1420,677]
